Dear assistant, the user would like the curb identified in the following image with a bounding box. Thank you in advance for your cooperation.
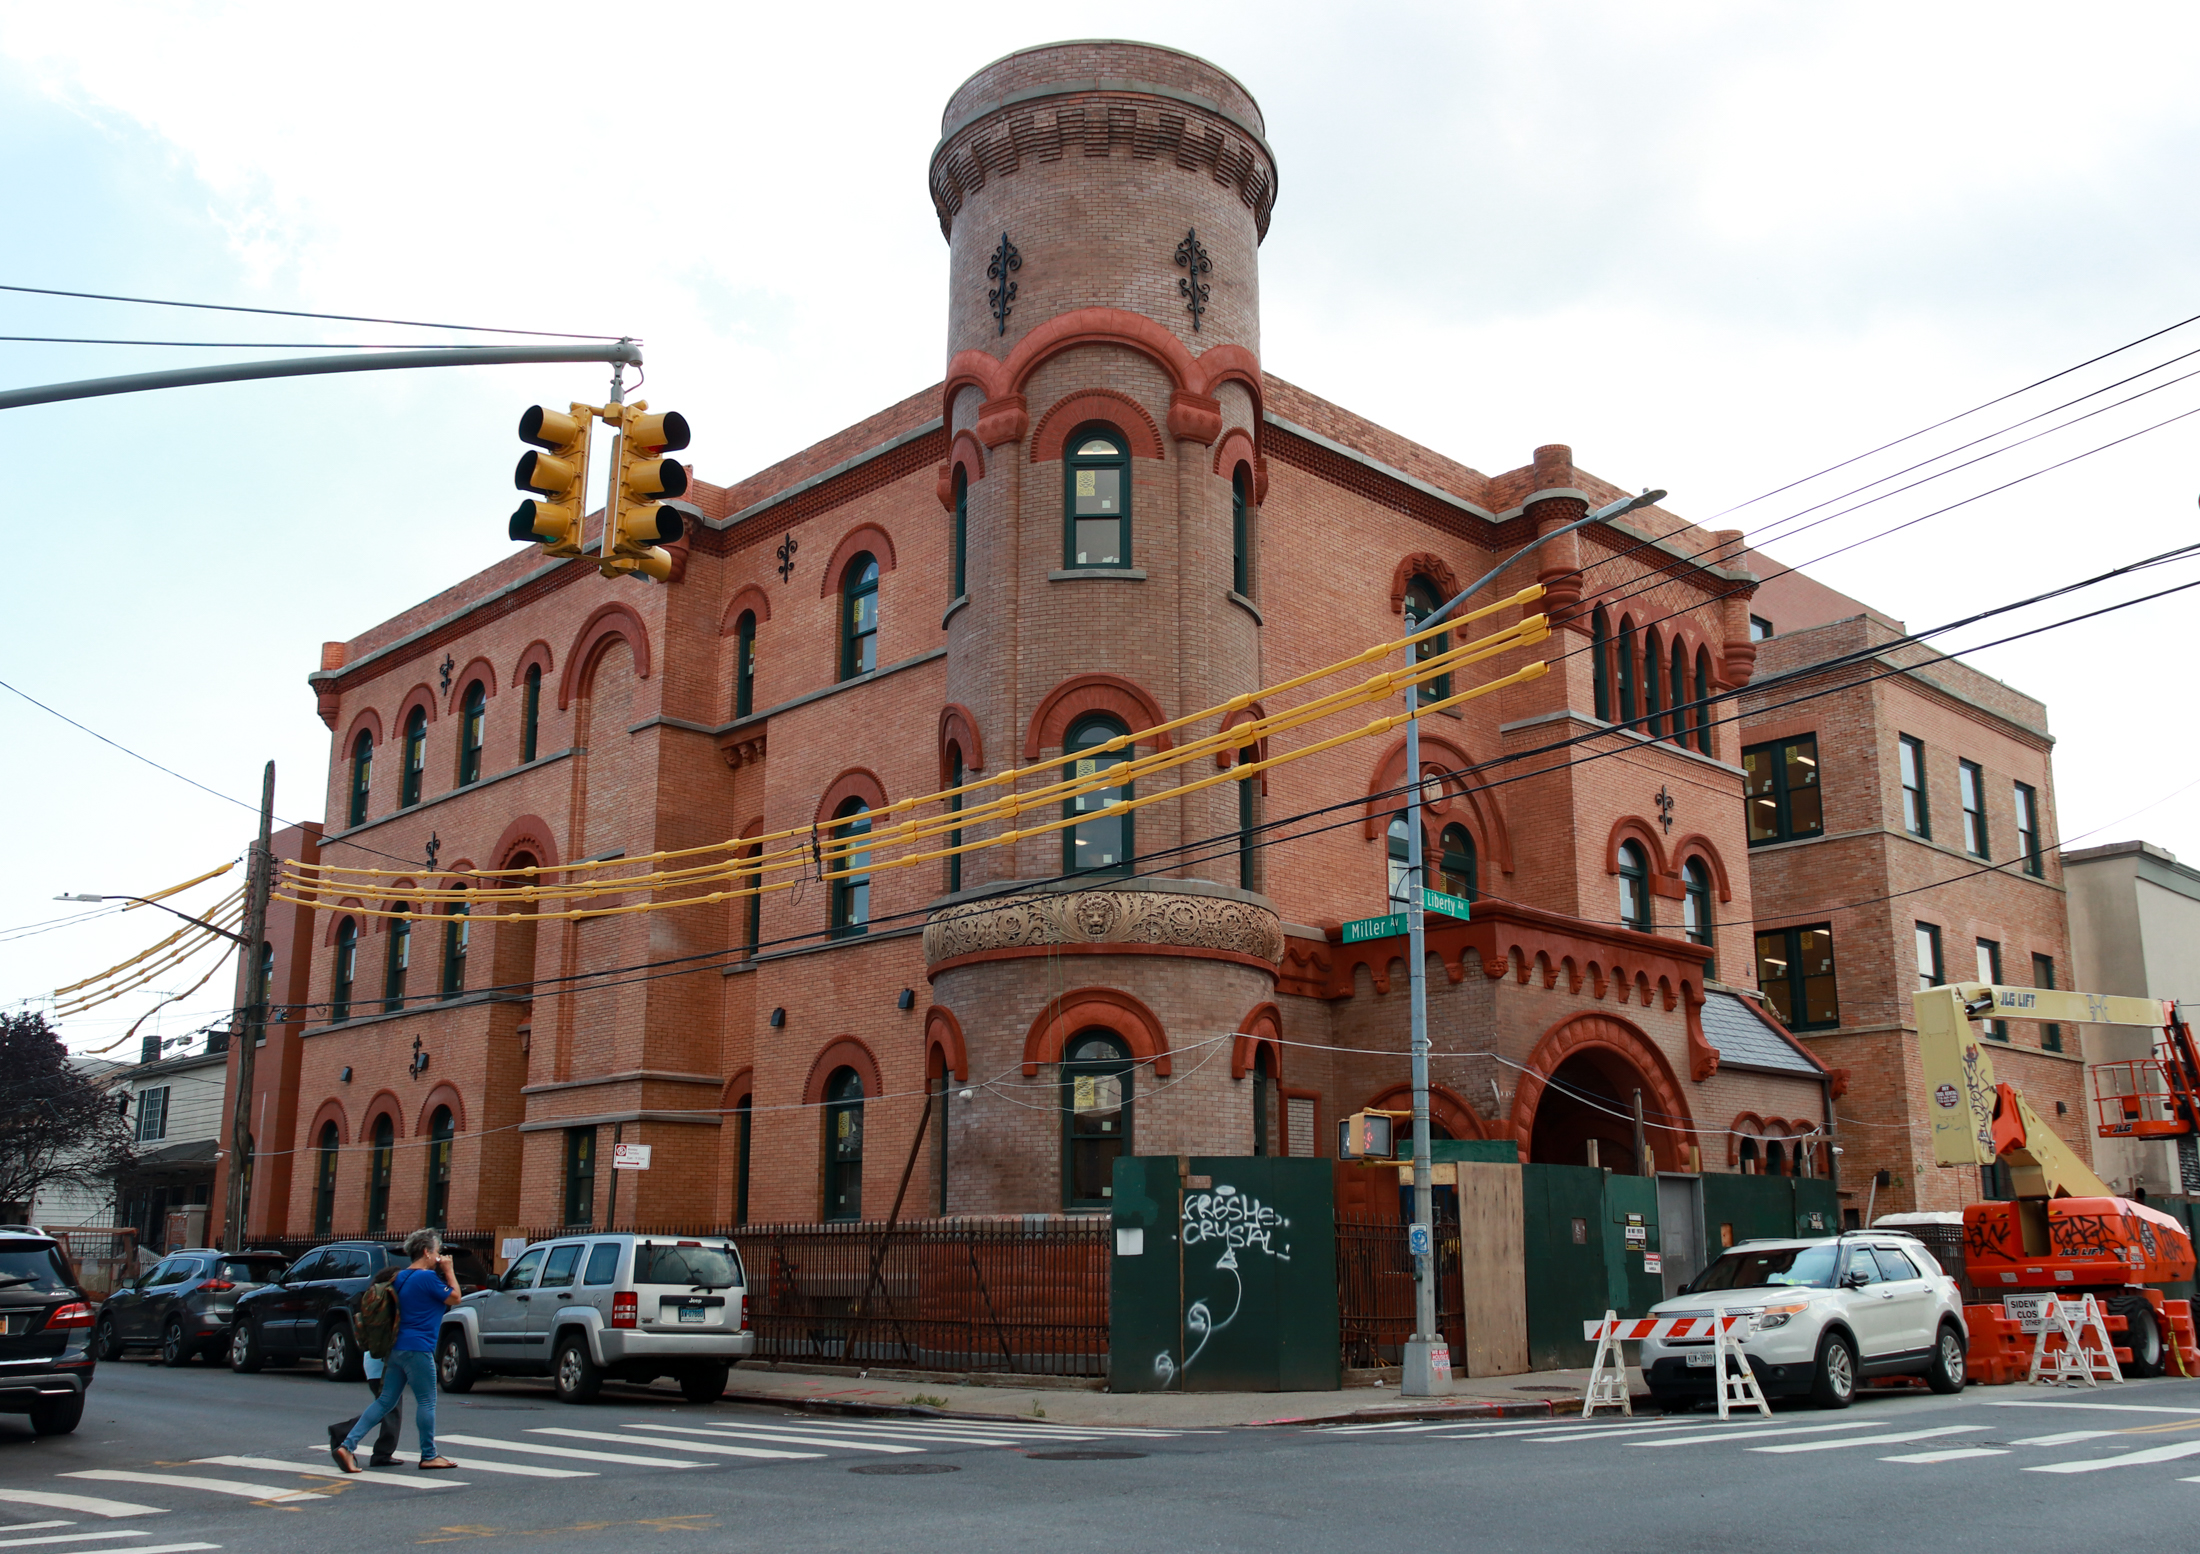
[713,1386,1656,1431]
[718,1389,1047,1427]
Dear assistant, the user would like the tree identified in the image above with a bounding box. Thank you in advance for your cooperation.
[0,1011,135,1221]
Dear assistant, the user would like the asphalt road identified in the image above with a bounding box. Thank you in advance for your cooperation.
[9,1356,2200,1552]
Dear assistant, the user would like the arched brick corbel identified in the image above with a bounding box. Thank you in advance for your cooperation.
[510,640,555,692]
[819,524,898,598]
[976,394,1028,447]
[925,1006,969,1084]
[1360,732,1514,877]
[801,1037,883,1106]
[939,704,985,780]
[394,683,439,732]
[1167,389,1222,444]
[718,584,772,635]
[1030,389,1165,462]
[814,768,890,829]
[1217,704,1268,793]
[558,602,651,711]
[1212,428,1267,503]
[341,708,384,754]
[488,815,561,874]
[1024,673,1172,759]
[1605,817,1674,885]
[1231,1001,1283,1080]
[1023,986,1171,1077]
[413,1083,468,1136]
[1391,553,1461,614]
[444,657,498,717]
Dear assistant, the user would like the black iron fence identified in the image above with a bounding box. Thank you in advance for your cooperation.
[1335,1213,1464,1369]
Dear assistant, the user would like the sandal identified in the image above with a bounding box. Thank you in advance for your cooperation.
[331,1444,360,1474]
[418,1457,459,1471]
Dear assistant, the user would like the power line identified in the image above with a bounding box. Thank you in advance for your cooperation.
[0,337,552,350]
[0,284,628,341]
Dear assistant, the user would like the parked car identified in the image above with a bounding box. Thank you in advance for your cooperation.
[229,1240,490,1381]
[1639,1232,1968,1410]
[0,1225,97,1434]
[96,1248,291,1366]
[437,1233,753,1404]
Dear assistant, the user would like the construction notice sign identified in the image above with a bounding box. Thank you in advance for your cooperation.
[612,1143,652,1171]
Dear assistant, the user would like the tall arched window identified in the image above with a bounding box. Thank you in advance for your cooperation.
[457,682,486,786]
[734,610,757,718]
[400,706,427,808]
[313,1122,339,1237]
[1683,857,1714,963]
[840,555,879,680]
[734,1094,753,1224]
[947,749,965,895]
[739,842,762,957]
[1670,639,1690,747]
[1617,617,1638,726]
[440,898,469,1000]
[1387,813,1420,909]
[365,1113,394,1234]
[1062,1030,1133,1209]
[1403,576,1451,705]
[1065,429,1129,568]
[1765,1139,1787,1177]
[1694,648,1714,755]
[1237,744,1259,891]
[522,663,543,764]
[1644,626,1665,738]
[829,798,871,938]
[1617,840,1651,932]
[1231,466,1251,596]
[424,1106,453,1229]
[951,467,969,599]
[1439,824,1478,902]
[332,918,357,1023]
[1591,608,1612,722]
[1739,1136,1760,1175]
[383,913,410,1013]
[1064,716,1132,874]
[349,729,373,827]
[1252,1046,1275,1157]
[823,1068,864,1221]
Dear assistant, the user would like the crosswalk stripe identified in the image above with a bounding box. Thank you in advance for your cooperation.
[1881,1448,2011,1464]
[0,1527,73,1537]
[1438,1422,1704,1441]
[1991,1402,2200,1416]
[0,1535,151,1549]
[435,1434,702,1469]
[761,1424,1037,1447]
[58,1475,316,1506]
[99,1546,220,1554]
[834,1420,1172,1439]
[2027,1440,2200,1474]
[1753,1426,1988,1455]
[527,1429,816,1462]
[2010,1431,2122,1447]
[191,1458,463,1490]
[436,1459,592,1479]
[0,1499,162,1523]
[624,1423,923,1454]
[1632,1420,1885,1448]
[1525,1425,1705,1444]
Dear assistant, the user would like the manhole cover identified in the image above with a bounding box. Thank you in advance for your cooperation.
[1026,1450,1147,1461]
[850,1462,961,1476]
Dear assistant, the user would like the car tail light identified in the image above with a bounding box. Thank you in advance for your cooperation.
[611,1292,637,1329]
[47,1302,93,1330]
[201,1279,235,1293]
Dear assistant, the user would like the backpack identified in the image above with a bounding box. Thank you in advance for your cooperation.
[358,1274,399,1359]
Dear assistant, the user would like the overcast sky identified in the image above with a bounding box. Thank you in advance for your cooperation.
[5,2,2198,1051]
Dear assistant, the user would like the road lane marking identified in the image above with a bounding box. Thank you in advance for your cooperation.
[623,1423,924,1454]
[1632,1420,1887,1447]
[0,1535,152,1549]
[1526,1425,1710,1444]
[0,1500,162,1523]
[0,1529,74,1538]
[749,1425,1032,1447]
[191,1458,463,1489]
[1880,1448,2011,1464]
[99,1546,220,1554]
[1990,1402,2200,1416]
[526,1429,816,1462]
[58,1475,315,1506]
[2010,1431,2122,1447]
[2028,1440,2200,1474]
[434,1434,702,1469]
[1753,1426,1988,1454]
[829,1420,1169,1439]
[435,1459,592,1479]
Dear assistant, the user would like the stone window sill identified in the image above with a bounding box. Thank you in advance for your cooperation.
[1227,589,1262,624]
[1049,568,1147,582]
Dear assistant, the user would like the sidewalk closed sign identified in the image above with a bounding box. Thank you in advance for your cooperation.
[612,1143,652,1171]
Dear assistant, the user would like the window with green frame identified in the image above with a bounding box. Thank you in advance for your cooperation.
[1669,637,1689,747]
[734,1094,753,1223]
[1754,924,1838,1030]
[522,663,542,763]
[331,917,356,1023]
[1643,625,1664,738]
[457,681,486,786]
[1237,744,1259,891]
[1682,857,1713,969]
[1743,734,1823,844]
[1438,823,1476,902]
[952,467,969,598]
[829,798,872,938]
[1403,577,1450,705]
[1064,716,1132,874]
[1062,1030,1132,1209]
[1592,609,1612,721]
[2015,782,2043,877]
[1693,647,1714,755]
[1231,466,1250,595]
[840,555,879,680]
[313,1122,339,1237]
[948,749,965,894]
[440,900,469,1000]
[349,729,373,826]
[383,914,409,1013]
[400,706,427,808]
[734,611,757,718]
[563,1126,596,1227]
[1617,616,1638,724]
[823,1068,863,1221]
[366,1113,394,1234]
[1617,841,1652,932]
[1959,759,1989,858]
[1065,429,1129,567]
[424,1106,453,1229]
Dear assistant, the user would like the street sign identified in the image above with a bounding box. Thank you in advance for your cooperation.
[1340,891,1470,943]
[1421,888,1471,921]
[612,1142,652,1171]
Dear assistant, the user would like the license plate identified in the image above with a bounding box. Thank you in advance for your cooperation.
[678,1305,706,1323]
[1685,1349,1716,1367]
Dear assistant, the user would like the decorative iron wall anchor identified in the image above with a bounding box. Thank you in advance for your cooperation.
[776,532,799,583]
[1655,785,1675,834]
[987,232,1021,336]
[1175,228,1211,331]
[438,653,455,693]
[424,831,441,870]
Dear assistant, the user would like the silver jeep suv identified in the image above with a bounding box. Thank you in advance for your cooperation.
[436,1233,753,1404]
[1640,1233,1967,1410]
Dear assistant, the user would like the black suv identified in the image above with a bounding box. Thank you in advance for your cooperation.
[95,1248,291,1366]
[230,1240,489,1381]
[0,1226,97,1434]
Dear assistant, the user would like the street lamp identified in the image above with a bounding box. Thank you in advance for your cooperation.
[54,893,250,948]
[1396,486,1666,1397]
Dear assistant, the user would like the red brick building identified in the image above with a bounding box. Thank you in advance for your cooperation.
[230,42,1837,1267]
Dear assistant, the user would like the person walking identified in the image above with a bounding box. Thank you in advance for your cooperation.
[332,1229,462,1472]
[327,1266,402,1465]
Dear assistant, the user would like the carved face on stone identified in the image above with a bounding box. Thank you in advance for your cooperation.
[1071,892,1120,941]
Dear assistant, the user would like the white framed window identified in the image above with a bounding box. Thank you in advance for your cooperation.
[136,1085,170,1143]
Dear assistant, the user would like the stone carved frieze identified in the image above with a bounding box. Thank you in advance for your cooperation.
[925,887,1282,968]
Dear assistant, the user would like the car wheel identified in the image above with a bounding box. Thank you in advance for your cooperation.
[437,1330,477,1394]
[553,1334,602,1404]
[1925,1321,1967,1394]
[1809,1330,1857,1409]
[323,1322,363,1382]
[93,1314,124,1363]
[29,1393,84,1436]
[161,1316,193,1367]
[679,1363,729,1404]
[2109,1293,2167,1378]
[230,1319,266,1374]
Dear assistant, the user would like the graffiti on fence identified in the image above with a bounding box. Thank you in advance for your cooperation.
[1155,1183,1295,1382]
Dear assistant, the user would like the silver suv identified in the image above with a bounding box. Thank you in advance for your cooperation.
[436,1233,753,1404]
[1640,1233,1967,1410]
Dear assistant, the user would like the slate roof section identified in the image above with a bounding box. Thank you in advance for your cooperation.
[1701,990,1823,1076]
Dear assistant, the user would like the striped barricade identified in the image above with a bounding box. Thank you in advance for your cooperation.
[1580,1308,1769,1420]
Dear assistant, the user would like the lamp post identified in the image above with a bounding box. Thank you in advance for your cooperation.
[1398,488,1665,1397]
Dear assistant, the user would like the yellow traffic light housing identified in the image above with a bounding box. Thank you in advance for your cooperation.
[510,402,595,558]
[602,402,691,582]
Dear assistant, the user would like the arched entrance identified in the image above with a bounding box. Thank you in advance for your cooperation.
[1511,1012,1693,1173]
[1530,1052,1648,1173]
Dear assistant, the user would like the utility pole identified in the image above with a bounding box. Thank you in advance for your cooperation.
[222,761,275,1253]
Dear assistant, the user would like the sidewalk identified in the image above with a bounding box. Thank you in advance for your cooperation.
[723,1359,1647,1428]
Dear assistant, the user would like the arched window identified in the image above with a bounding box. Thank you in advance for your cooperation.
[440,898,469,1000]
[1403,576,1451,705]
[829,798,872,938]
[383,913,410,1013]
[823,1067,864,1221]
[366,1114,394,1234]
[1643,626,1664,738]
[840,555,879,680]
[1231,466,1251,596]
[1237,743,1259,891]
[1765,1139,1787,1177]
[1617,841,1651,932]
[1591,608,1612,722]
[400,706,427,807]
[1694,648,1714,756]
[332,918,357,1023]
[457,681,486,786]
[952,467,969,599]
[1062,1030,1132,1209]
[734,610,757,719]
[1738,1136,1760,1176]
[1065,428,1129,568]
[424,1106,453,1230]
[733,1094,753,1224]
[349,729,373,827]
[1670,638,1690,747]
[1617,617,1638,726]
[1064,716,1132,874]
[522,663,543,764]
[1252,1046,1275,1157]
[1387,813,1420,909]
[947,749,965,895]
[1683,857,1714,965]
[313,1122,339,1237]
[1439,824,1477,903]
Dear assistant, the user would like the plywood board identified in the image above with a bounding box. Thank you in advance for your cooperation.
[1457,1161,1528,1377]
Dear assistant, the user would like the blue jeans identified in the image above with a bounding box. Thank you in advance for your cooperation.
[344,1349,436,1460]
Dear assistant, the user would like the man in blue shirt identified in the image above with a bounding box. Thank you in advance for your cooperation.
[334,1228,462,1472]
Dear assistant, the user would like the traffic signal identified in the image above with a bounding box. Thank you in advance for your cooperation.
[602,403,691,582]
[509,403,593,558]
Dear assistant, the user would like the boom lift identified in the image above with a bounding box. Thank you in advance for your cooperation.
[1916,982,2197,1375]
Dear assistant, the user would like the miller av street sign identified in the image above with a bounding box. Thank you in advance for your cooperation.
[1341,890,1471,944]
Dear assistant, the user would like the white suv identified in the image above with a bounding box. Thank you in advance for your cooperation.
[1639,1234,1967,1410]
